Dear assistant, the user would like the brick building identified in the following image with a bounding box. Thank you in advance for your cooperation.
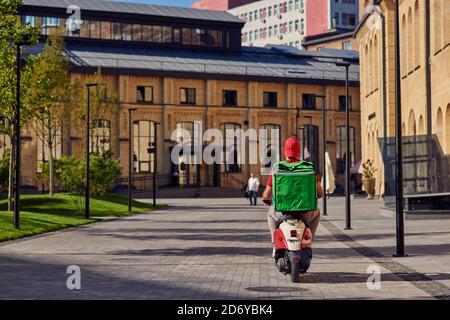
[13,0,361,192]
[192,0,258,11]
[354,0,450,208]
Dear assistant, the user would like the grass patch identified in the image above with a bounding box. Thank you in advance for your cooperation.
[0,193,164,242]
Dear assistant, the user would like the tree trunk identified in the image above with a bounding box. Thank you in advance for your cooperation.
[8,141,15,212]
[49,144,54,196]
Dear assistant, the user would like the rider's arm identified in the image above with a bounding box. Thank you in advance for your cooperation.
[262,174,272,203]
[262,185,272,200]
[316,174,324,199]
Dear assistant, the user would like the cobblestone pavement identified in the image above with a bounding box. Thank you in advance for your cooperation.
[0,197,449,300]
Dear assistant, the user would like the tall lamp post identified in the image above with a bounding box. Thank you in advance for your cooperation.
[128,108,137,212]
[148,123,160,207]
[14,36,31,229]
[305,116,313,163]
[85,84,98,219]
[335,61,351,230]
[317,95,327,216]
[394,0,406,257]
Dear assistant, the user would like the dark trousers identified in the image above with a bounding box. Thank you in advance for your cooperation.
[248,190,257,205]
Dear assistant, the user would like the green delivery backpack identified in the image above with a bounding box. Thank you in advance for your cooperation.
[272,161,318,212]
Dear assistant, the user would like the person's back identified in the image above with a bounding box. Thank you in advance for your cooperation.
[262,137,323,254]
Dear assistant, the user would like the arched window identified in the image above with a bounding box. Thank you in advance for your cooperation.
[37,127,63,173]
[433,0,442,53]
[91,119,111,153]
[445,0,450,46]
[446,105,450,153]
[336,126,355,173]
[401,14,407,76]
[260,124,281,168]
[298,124,319,167]
[407,8,413,72]
[365,44,369,95]
[221,123,242,173]
[369,39,374,92]
[371,131,376,163]
[436,108,443,146]
[374,35,379,90]
[133,120,155,173]
[175,121,201,185]
[414,1,421,68]
[408,110,416,136]
[419,116,425,135]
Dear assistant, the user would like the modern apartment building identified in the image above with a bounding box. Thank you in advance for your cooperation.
[14,0,360,193]
[306,0,359,37]
[229,0,308,48]
[228,0,358,48]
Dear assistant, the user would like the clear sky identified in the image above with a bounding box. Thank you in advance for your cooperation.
[109,0,195,8]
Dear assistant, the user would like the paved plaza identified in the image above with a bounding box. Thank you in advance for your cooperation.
[0,197,449,300]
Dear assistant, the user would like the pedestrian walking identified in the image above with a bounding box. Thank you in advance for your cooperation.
[247,173,260,206]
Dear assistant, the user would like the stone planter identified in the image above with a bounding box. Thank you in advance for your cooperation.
[362,178,376,200]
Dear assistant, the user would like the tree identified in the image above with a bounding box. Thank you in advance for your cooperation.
[28,28,75,196]
[75,69,117,156]
[0,0,39,210]
[0,151,10,192]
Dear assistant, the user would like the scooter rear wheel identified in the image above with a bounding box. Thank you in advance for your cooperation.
[291,261,300,283]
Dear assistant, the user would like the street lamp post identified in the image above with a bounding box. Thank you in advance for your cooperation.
[305,116,313,163]
[13,37,31,229]
[317,95,327,216]
[335,61,351,230]
[128,108,137,212]
[152,123,160,207]
[85,84,98,220]
[394,0,406,257]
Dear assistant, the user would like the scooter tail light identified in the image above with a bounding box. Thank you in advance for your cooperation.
[303,228,312,240]
[290,230,297,237]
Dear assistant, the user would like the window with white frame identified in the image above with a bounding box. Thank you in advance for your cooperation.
[91,119,111,153]
[133,120,155,173]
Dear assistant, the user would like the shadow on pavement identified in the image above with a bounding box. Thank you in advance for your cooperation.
[0,254,235,300]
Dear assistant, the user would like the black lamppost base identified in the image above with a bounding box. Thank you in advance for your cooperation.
[393,253,408,258]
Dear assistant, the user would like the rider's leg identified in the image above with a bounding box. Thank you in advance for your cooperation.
[298,209,321,240]
[267,205,283,242]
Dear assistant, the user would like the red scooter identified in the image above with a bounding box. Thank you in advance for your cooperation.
[273,215,313,283]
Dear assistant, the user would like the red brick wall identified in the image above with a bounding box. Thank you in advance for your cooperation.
[306,0,329,36]
[192,0,258,11]
[192,0,228,10]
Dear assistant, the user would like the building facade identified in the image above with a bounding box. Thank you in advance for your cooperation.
[306,0,359,37]
[229,0,359,49]
[302,29,355,51]
[355,0,450,202]
[14,0,361,192]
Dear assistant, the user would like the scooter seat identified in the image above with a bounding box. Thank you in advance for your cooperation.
[276,213,310,229]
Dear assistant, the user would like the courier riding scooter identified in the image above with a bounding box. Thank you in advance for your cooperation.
[264,160,318,283]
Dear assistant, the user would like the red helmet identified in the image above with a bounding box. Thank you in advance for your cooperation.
[283,137,301,159]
